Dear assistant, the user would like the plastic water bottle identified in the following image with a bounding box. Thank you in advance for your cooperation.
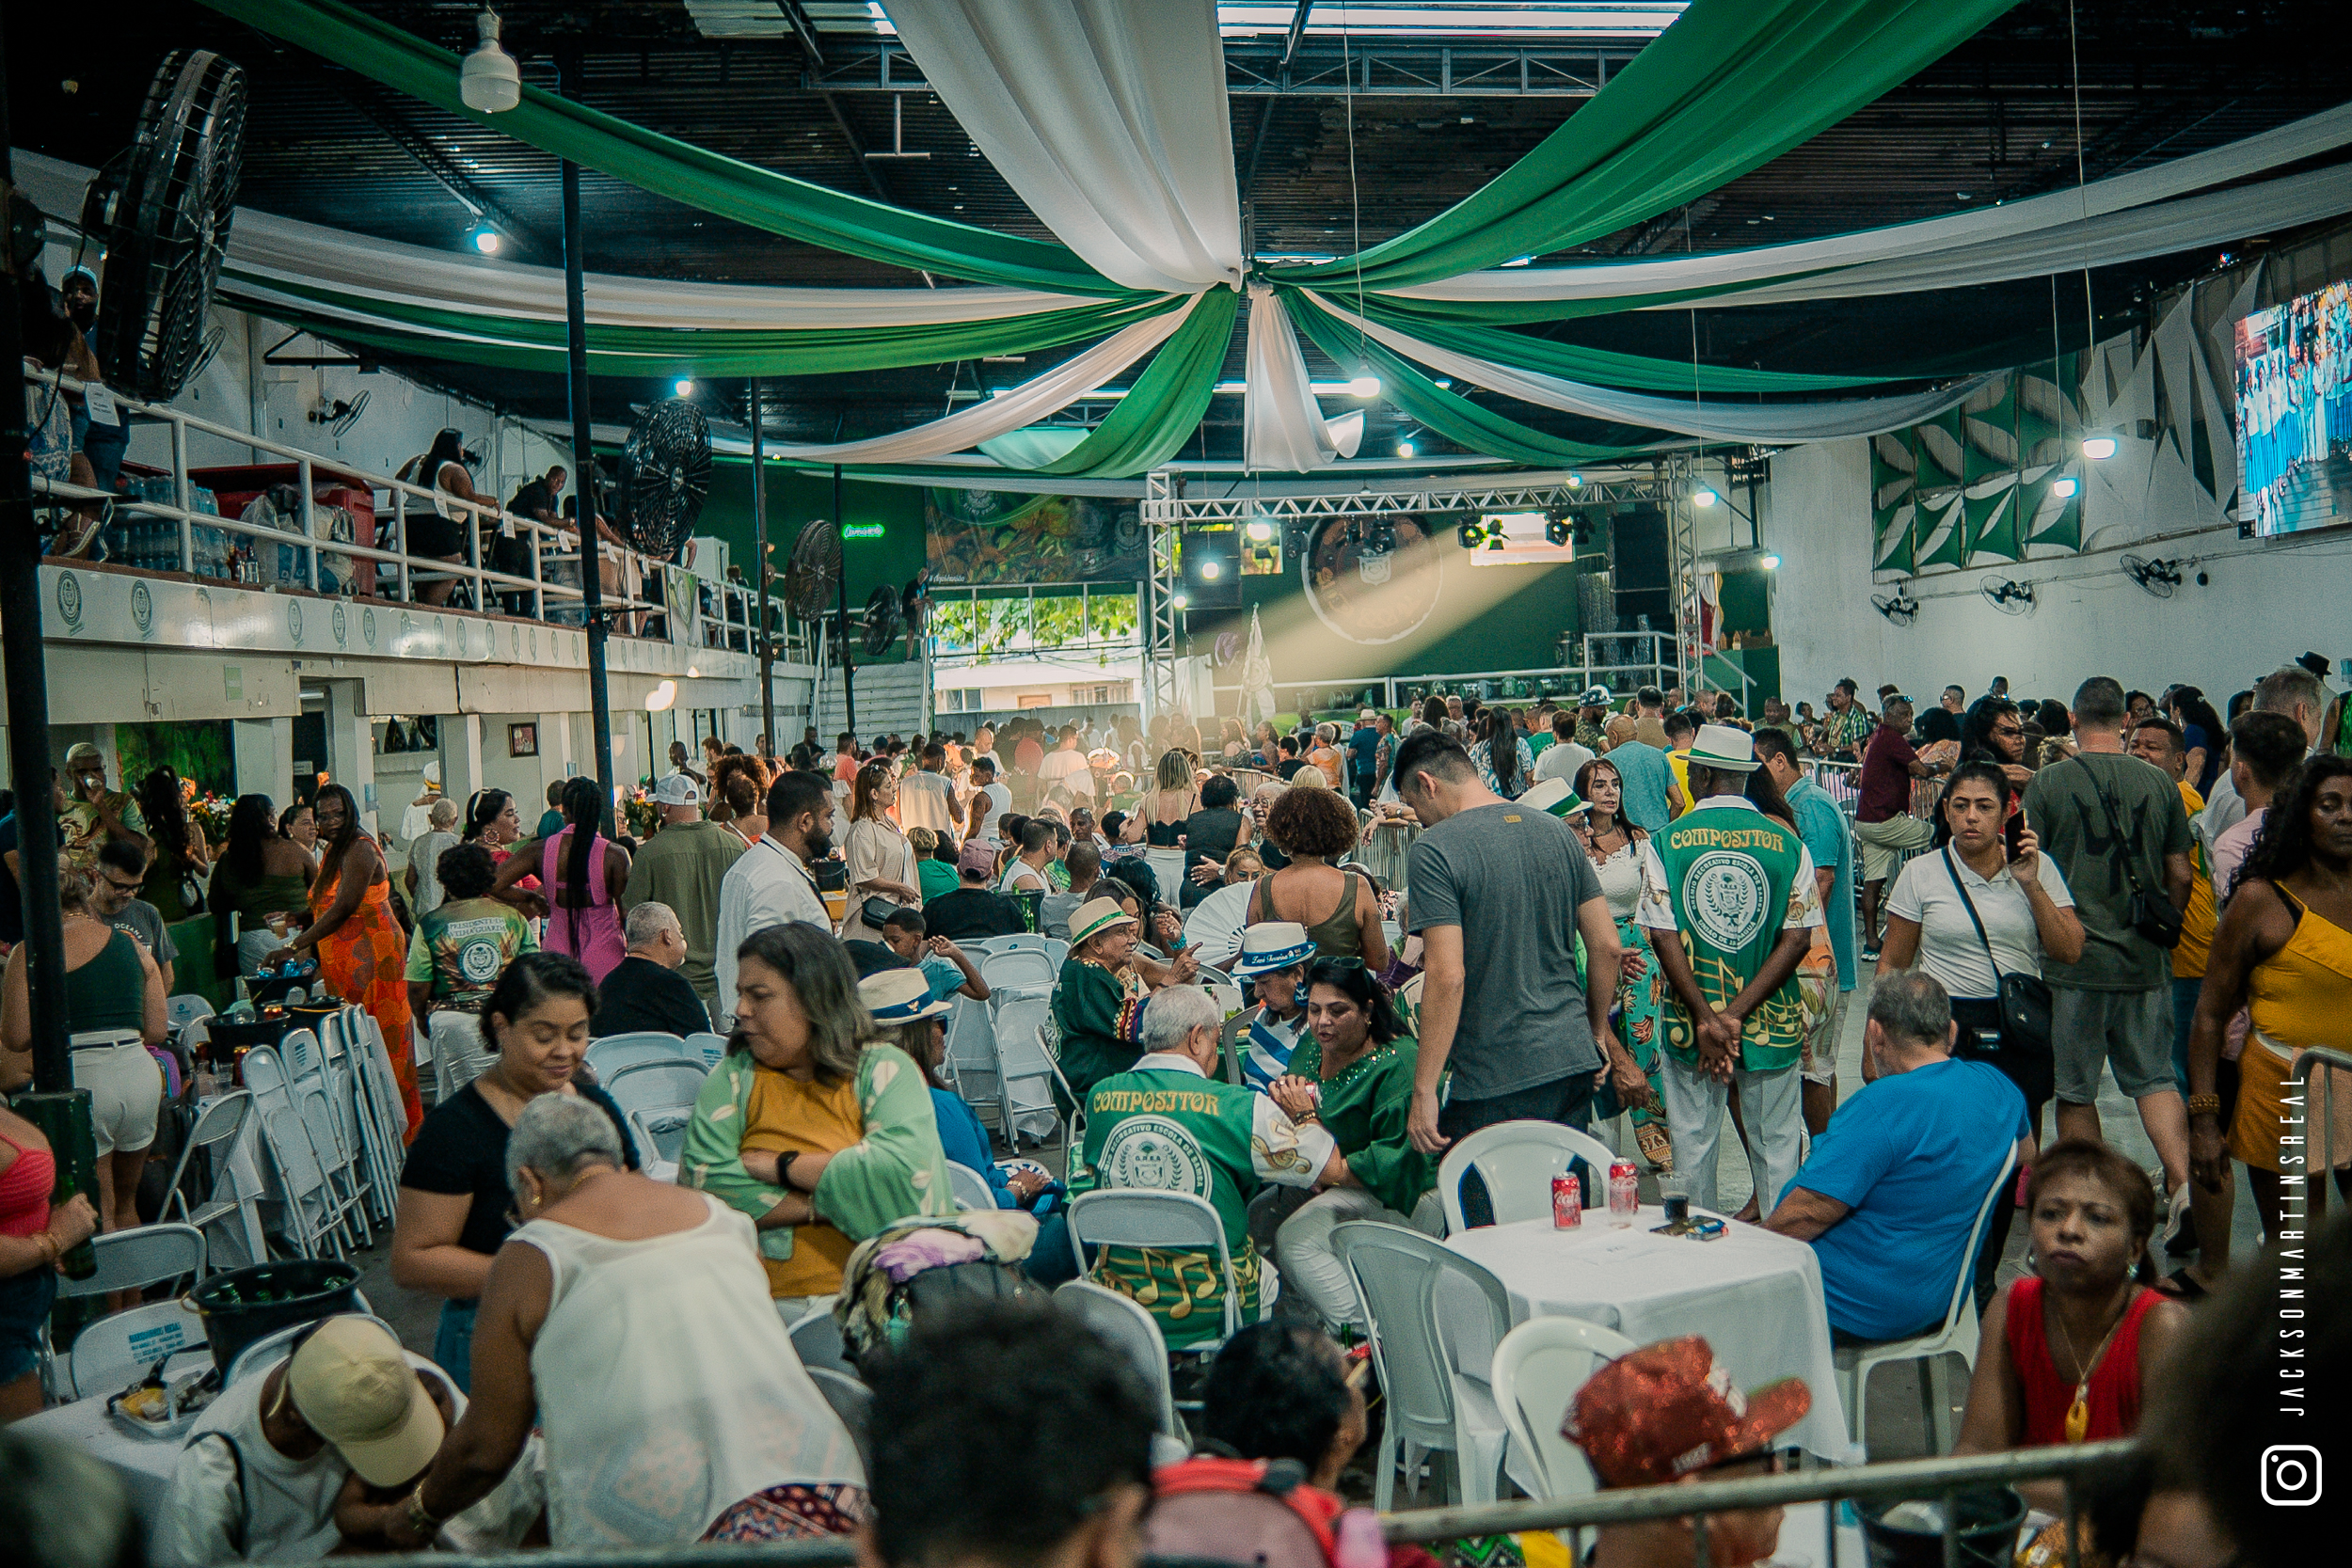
[1608,1159,1640,1227]
[1335,1509,1386,1568]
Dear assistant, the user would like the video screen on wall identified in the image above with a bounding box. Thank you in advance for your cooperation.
[2234,278,2352,537]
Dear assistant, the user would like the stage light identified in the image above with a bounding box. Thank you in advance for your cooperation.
[458,8,522,113]
[1170,591,1190,610]
[674,379,695,397]
[2051,477,2079,499]
[1394,438,1416,458]
[1565,473,1582,487]
[1692,486,1720,508]
[1345,375,1380,398]
[1759,553,1782,570]
[2081,436,2118,460]
[1200,560,1221,579]
[469,225,501,254]
[1456,522,1482,548]
[1246,519,1273,543]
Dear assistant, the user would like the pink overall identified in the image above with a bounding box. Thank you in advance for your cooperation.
[542,829,627,983]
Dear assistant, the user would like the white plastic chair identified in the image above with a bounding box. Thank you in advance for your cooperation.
[224,1309,395,1388]
[601,1059,708,1168]
[584,1032,691,1082]
[1437,1119,1620,1232]
[788,1309,854,1373]
[806,1365,873,1461]
[53,1224,211,1400]
[1333,1220,1513,1510]
[684,1031,729,1069]
[945,992,1004,1124]
[1835,1141,2018,1455]
[167,994,216,1035]
[242,1043,353,1256]
[1489,1316,1638,1499]
[1057,1278,1181,1438]
[946,1161,997,1212]
[1043,938,1070,967]
[990,992,1072,1153]
[159,1090,252,1227]
[981,950,1057,993]
[997,933,1050,955]
[1067,1189,1248,1348]
[284,1031,373,1247]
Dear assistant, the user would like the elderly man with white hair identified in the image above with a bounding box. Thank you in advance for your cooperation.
[587,901,711,1039]
[1070,982,1346,1351]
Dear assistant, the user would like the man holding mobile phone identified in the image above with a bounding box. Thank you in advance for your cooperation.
[59,742,148,873]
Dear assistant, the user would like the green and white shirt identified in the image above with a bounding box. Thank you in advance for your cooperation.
[1634,795,1825,1072]
[1073,1052,1334,1347]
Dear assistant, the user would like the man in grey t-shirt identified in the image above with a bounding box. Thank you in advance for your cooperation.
[1395,733,1647,1216]
[95,838,180,991]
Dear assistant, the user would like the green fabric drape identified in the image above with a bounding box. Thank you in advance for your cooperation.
[1270,0,2020,291]
[199,0,1120,295]
[1288,293,1649,466]
[1341,292,1896,392]
[1028,287,1239,478]
[222,272,1179,376]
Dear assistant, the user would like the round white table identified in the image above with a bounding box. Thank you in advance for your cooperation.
[1444,1208,1850,1460]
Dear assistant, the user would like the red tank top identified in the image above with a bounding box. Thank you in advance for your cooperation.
[0,1128,56,1239]
[2005,1277,2162,1444]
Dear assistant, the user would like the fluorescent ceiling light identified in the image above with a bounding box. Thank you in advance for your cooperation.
[2081,436,2118,460]
[2051,476,2079,499]
[1216,5,1685,40]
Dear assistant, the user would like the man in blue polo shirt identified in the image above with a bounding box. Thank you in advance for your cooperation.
[1764,972,2026,1342]
[1756,728,1857,1135]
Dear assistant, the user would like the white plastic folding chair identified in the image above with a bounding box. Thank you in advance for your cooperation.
[1056,1278,1181,1439]
[1043,938,1070,967]
[989,992,1071,1154]
[50,1223,212,1400]
[160,1091,252,1228]
[1436,1119,1620,1231]
[684,1031,730,1069]
[946,1161,997,1212]
[167,994,216,1036]
[283,1027,373,1246]
[806,1365,873,1460]
[1835,1141,2018,1455]
[998,932,1050,954]
[1488,1316,1638,1499]
[1066,1190,1248,1350]
[584,1032,691,1082]
[980,950,1057,993]
[602,1058,708,1172]
[356,1012,414,1167]
[945,993,1004,1132]
[224,1310,396,1388]
[328,1010,400,1222]
[428,1010,493,1101]
[1331,1220,1513,1509]
[241,1047,349,1260]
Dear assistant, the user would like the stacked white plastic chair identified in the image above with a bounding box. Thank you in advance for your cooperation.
[279,1027,374,1245]
[238,1040,355,1259]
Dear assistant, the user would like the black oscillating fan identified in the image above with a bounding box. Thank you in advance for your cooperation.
[784,519,842,622]
[861,584,903,656]
[84,50,246,402]
[615,398,710,561]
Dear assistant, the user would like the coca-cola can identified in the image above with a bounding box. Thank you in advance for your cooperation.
[1551,1172,1581,1228]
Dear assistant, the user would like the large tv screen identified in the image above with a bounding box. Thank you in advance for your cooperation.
[2235,279,2352,537]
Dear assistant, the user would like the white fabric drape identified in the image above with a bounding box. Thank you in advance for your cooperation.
[761,293,1205,465]
[13,150,1094,331]
[881,0,1243,293]
[1243,287,1364,470]
[1304,292,1997,442]
[1388,100,2352,307]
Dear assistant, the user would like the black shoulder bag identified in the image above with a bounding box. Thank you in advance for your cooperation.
[1941,847,2056,1106]
[2074,757,2185,949]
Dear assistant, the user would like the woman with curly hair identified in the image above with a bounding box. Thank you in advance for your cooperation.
[709,752,772,850]
[2187,756,2352,1241]
[1251,784,1387,967]
[134,767,210,920]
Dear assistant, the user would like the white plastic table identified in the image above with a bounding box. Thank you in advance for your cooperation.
[18,1392,181,1552]
[1444,1208,1850,1461]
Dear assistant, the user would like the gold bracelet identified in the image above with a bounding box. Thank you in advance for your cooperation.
[2185,1093,2223,1118]
[404,1482,447,1536]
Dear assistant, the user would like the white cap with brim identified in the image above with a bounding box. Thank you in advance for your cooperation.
[653,771,700,807]
[286,1317,444,1487]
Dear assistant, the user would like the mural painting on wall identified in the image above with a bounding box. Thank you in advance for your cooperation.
[1871,362,2086,578]
[117,720,235,798]
[1300,514,1445,645]
[925,489,1146,585]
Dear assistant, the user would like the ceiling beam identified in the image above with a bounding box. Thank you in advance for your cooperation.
[1240,0,1313,236]
[338,77,557,255]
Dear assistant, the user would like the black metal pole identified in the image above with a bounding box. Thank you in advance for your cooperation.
[751,378,772,749]
[559,47,615,831]
[834,462,854,740]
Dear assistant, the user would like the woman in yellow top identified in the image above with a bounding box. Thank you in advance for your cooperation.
[683,923,953,1309]
[2186,756,2352,1243]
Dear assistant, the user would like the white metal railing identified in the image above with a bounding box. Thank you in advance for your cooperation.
[1209,633,1685,714]
[24,365,792,661]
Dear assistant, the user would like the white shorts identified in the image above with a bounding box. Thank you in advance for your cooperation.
[72,1037,164,1156]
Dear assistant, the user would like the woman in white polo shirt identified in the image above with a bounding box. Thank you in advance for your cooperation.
[1879,760,2083,1304]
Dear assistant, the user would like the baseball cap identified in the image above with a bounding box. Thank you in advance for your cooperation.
[653,771,699,807]
[958,839,999,877]
[285,1317,445,1486]
[1565,1336,1810,1490]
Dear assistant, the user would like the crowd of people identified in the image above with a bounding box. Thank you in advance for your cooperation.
[0,650,2346,1568]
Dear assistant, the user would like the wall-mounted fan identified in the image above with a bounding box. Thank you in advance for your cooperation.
[1979,577,2037,615]
[1871,589,1919,626]
[783,518,842,621]
[2122,554,2183,598]
[616,398,710,561]
[308,390,370,437]
[861,584,903,656]
[84,50,246,403]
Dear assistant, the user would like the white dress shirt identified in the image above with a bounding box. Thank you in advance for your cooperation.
[712,835,830,1029]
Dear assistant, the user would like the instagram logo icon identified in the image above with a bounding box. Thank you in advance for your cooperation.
[2261,1445,2324,1507]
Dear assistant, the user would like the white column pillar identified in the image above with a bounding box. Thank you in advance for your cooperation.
[535,714,571,804]
[554,711,576,780]
[232,718,295,806]
[323,685,380,839]
[440,713,485,814]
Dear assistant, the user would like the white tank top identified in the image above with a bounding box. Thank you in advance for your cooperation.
[508,1194,863,1547]
[1591,838,1647,922]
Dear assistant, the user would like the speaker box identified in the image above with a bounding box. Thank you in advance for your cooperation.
[1612,507,1671,628]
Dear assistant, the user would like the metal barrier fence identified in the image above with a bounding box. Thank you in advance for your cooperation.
[24,366,791,658]
[287,1441,2138,1568]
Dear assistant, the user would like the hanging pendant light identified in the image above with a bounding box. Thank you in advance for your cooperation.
[460,8,522,114]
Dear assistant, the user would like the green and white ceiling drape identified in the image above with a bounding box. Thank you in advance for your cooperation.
[177,0,2352,475]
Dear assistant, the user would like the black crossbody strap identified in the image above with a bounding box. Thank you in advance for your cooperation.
[2074,755,2153,899]
[1941,847,2009,985]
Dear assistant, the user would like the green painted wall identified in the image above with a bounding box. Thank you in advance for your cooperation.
[697,461,929,648]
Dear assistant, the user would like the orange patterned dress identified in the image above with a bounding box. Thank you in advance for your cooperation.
[309,847,421,1136]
